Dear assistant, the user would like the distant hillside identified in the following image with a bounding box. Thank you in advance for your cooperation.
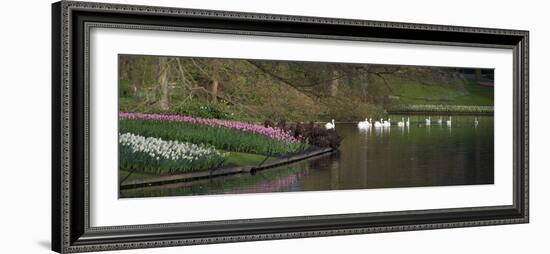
[119,55,494,122]
[369,71,494,106]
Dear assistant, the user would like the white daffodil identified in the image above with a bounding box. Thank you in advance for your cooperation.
[119,133,226,162]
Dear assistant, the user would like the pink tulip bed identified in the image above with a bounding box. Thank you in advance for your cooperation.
[119,112,305,157]
[119,112,299,144]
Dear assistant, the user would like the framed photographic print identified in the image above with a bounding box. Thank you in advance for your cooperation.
[51,1,529,253]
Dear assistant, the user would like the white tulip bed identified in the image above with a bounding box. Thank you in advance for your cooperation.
[119,132,228,174]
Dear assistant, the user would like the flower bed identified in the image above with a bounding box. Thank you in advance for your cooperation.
[119,133,227,174]
[119,120,304,156]
[119,112,298,144]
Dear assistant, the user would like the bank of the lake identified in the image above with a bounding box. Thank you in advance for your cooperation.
[119,146,334,190]
[386,104,493,115]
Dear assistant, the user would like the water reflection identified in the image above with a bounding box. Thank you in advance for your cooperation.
[121,115,494,198]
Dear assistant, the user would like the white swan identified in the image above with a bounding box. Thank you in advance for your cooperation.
[397,117,405,127]
[374,118,383,128]
[425,116,431,126]
[357,118,370,129]
[325,119,335,130]
[406,117,410,127]
[474,117,479,127]
[383,118,391,127]
[446,116,452,127]
[357,118,370,128]
[437,117,443,125]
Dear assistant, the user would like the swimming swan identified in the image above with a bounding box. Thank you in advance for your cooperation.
[325,119,335,130]
[374,119,383,128]
[397,117,405,127]
[357,118,370,129]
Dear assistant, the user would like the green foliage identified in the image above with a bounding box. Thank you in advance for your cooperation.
[174,100,234,120]
[320,97,386,121]
[119,79,134,98]
[120,151,272,179]
[119,120,304,156]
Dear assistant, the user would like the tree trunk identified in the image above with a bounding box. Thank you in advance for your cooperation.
[329,69,339,97]
[211,60,220,103]
[158,57,170,110]
[211,78,219,103]
[362,73,370,102]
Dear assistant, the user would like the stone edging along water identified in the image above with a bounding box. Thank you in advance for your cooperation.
[387,111,494,115]
[120,147,335,190]
[386,105,494,115]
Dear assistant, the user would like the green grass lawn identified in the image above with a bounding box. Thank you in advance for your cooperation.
[378,75,493,106]
[451,80,494,106]
[224,151,274,166]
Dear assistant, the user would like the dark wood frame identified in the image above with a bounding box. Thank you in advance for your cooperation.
[52,1,529,253]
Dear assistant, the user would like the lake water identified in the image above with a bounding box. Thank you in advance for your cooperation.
[121,115,494,198]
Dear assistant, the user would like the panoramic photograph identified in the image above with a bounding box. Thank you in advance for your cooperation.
[117,54,494,198]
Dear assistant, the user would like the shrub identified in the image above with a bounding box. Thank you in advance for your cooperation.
[174,101,234,120]
[278,121,342,149]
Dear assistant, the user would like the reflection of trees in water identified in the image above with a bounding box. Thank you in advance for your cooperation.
[230,173,303,194]
[306,152,343,189]
[121,166,308,198]
[309,152,340,169]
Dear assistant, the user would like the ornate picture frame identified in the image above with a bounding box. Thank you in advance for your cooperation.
[52,1,529,253]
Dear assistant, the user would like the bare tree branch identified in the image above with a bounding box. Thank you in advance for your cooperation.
[374,73,394,93]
